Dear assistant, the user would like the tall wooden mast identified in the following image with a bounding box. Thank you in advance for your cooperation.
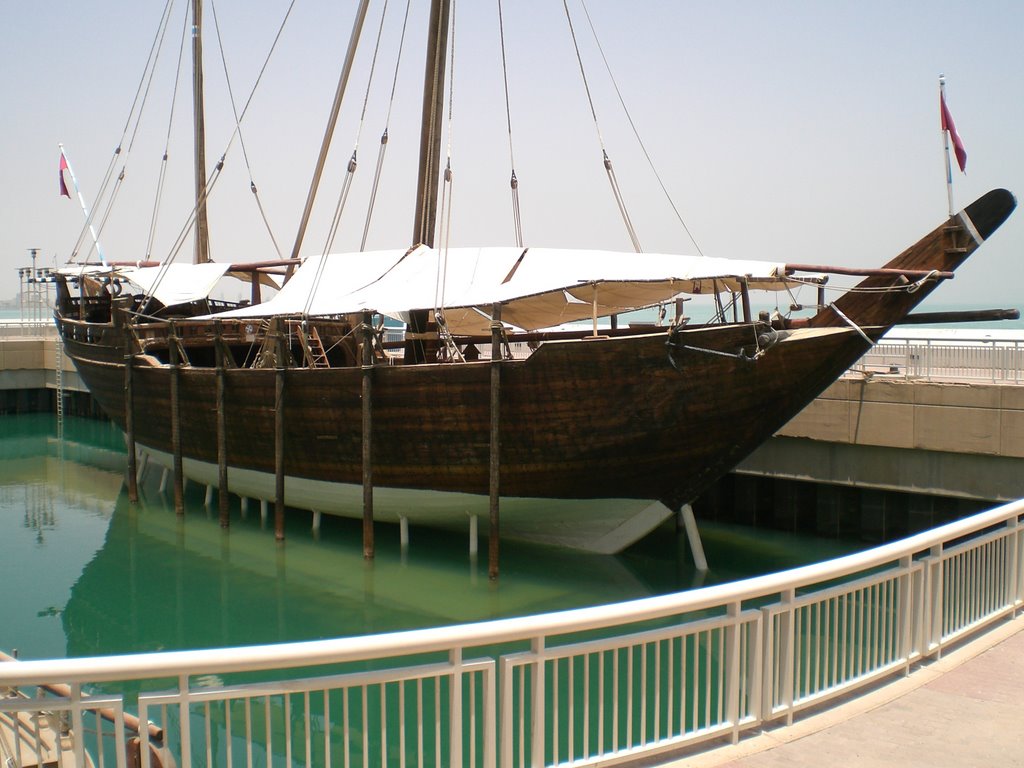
[411,0,451,248]
[192,0,211,263]
[404,0,452,364]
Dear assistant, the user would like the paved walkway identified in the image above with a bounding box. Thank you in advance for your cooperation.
[671,613,1024,767]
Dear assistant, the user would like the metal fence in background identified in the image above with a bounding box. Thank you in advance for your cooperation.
[0,320,56,339]
[854,335,1024,383]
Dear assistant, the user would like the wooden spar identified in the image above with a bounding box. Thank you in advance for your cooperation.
[191,0,211,264]
[215,319,229,526]
[488,304,501,579]
[169,322,184,514]
[361,311,374,559]
[740,276,752,323]
[412,0,452,247]
[274,320,286,541]
[123,318,138,503]
[787,263,955,280]
[289,0,372,262]
[899,307,1021,325]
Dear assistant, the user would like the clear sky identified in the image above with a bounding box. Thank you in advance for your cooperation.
[2,0,1022,310]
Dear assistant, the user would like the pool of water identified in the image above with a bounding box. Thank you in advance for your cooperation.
[0,413,864,662]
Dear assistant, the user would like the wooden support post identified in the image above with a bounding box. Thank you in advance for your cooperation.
[215,319,230,527]
[169,322,184,515]
[273,320,286,541]
[361,311,375,559]
[679,503,708,571]
[250,273,262,305]
[488,304,502,580]
[123,322,138,503]
[740,276,752,324]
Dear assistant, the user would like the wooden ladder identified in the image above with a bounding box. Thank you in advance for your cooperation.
[301,325,330,368]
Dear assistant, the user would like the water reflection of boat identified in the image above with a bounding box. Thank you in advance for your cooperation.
[61,488,658,658]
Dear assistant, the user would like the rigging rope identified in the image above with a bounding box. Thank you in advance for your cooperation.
[70,0,178,262]
[360,0,414,250]
[146,4,190,261]
[436,0,458,310]
[140,0,298,308]
[209,0,285,258]
[303,0,396,317]
[578,0,703,256]
[496,0,524,246]
[434,0,463,363]
[561,0,642,253]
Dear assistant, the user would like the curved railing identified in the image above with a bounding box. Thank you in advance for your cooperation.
[854,332,1024,383]
[2,498,1022,767]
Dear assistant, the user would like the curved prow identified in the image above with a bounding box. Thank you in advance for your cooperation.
[810,188,1016,331]
[963,188,1017,241]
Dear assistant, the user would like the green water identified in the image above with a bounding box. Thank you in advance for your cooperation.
[0,413,863,662]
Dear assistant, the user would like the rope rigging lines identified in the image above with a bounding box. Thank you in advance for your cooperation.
[69,0,178,264]
[576,0,703,257]
[139,0,299,308]
[304,0,413,318]
[561,0,642,253]
[496,0,524,247]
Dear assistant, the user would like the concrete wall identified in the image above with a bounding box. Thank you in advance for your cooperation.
[0,336,87,392]
[738,377,1024,502]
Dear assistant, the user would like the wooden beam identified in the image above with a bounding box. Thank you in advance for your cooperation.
[489,304,502,580]
[123,319,138,503]
[169,322,183,514]
[215,319,230,526]
[274,320,286,541]
[361,311,375,559]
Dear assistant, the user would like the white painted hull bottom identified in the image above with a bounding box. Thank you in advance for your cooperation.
[137,445,674,554]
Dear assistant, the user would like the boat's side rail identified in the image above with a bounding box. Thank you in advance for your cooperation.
[2,499,1022,767]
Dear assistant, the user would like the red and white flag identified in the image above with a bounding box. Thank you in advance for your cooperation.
[58,152,72,197]
[940,93,967,173]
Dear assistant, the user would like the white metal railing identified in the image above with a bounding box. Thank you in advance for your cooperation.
[854,334,1024,383]
[2,499,1022,768]
[0,319,56,339]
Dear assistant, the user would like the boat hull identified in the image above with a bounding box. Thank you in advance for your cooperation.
[61,323,870,550]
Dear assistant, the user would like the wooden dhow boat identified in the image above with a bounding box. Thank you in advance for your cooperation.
[52,1,1017,554]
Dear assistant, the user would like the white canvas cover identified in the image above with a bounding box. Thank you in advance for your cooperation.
[216,246,810,333]
[59,263,231,307]
[120,263,232,306]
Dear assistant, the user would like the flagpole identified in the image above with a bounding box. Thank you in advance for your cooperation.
[59,143,107,265]
[939,75,955,218]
